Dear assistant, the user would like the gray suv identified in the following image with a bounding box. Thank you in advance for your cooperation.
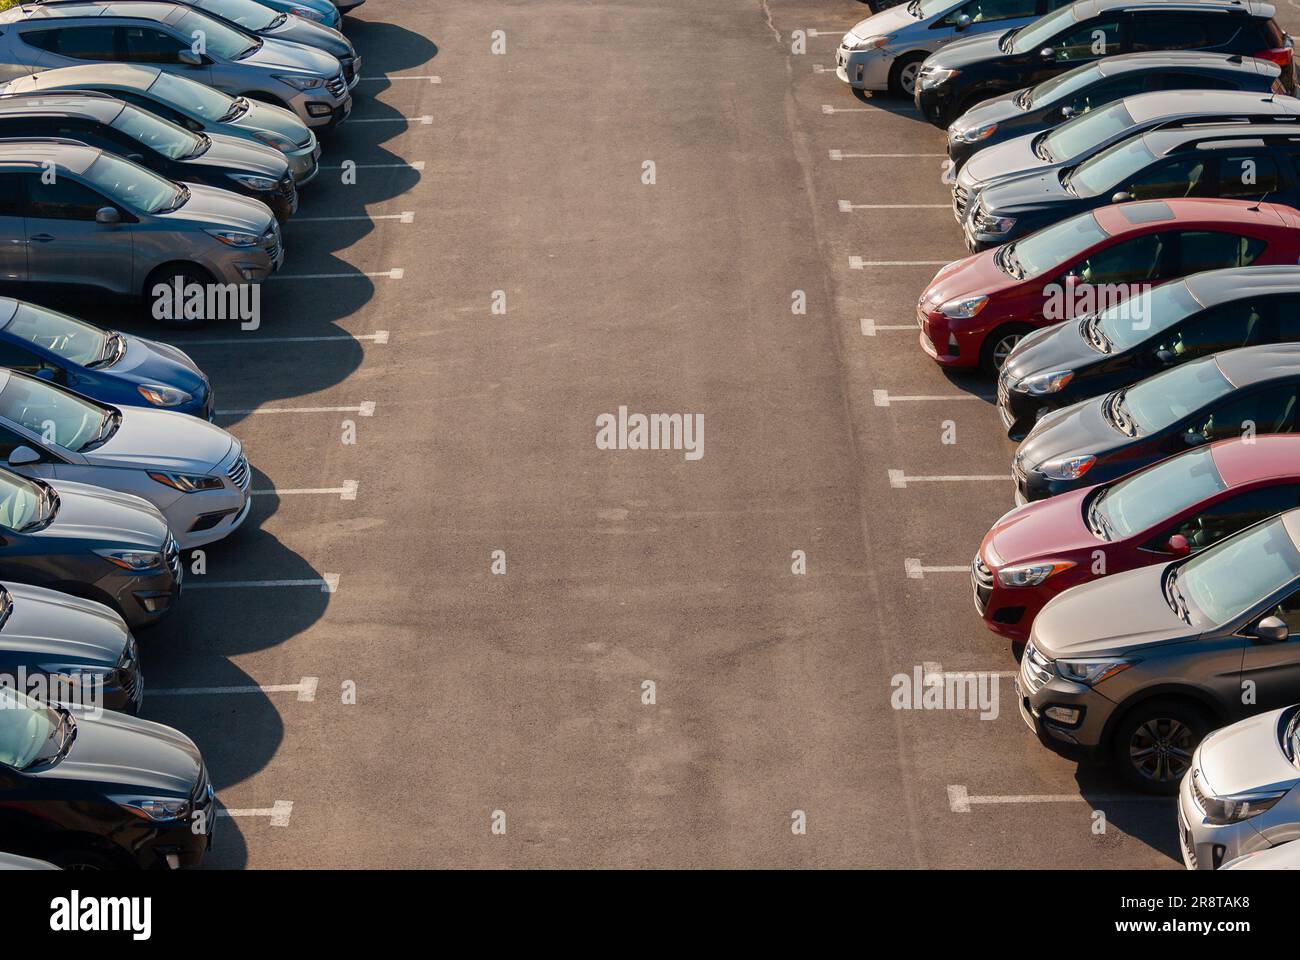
[0,139,281,305]
[1018,508,1300,793]
[0,1,350,130]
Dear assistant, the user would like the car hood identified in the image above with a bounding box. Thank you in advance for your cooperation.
[927,29,1007,69]
[43,479,168,550]
[109,334,207,397]
[919,247,1017,308]
[984,486,1097,566]
[0,580,128,667]
[850,7,916,40]
[241,33,341,78]
[187,131,291,180]
[160,182,274,233]
[952,88,1023,133]
[963,130,1044,186]
[264,16,354,59]
[232,98,313,148]
[979,166,1071,214]
[37,708,200,797]
[85,406,234,473]
[1015,393,1126,471]
[1001,315,1100,382]
[1030,562,1193,657]
[1196,708,1300,796]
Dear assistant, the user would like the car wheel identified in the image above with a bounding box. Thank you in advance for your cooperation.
[979,323,1033,376]
[49,848,122,871]
[889,54,926,98]
[144,264,216,330]
[1112,699,1208,795]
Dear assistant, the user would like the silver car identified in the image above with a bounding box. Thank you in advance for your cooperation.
[838,0,1073,97]
[0,0,350,130]
[1179,706,1300,870]
[1,63,320,184]
[1222,838,1300,868]
[0,140,282,306]
[0,367,251,548]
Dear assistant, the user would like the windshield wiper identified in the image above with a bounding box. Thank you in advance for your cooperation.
[1164,568,1192,624]
[1086,490,1113,540]
[219,97,250,122]
[156,184,190,214]
[267,12,288,28]
[1017,88,1033,110]
[1082,312,1111,353]
[1059,166,1076,195]
[86,331,125,369]
[1109,389,1138,437]
[24,706,75,770]
[998,242,1025,279]
[19,484,57,532]
[234,38,264,61]
[1000,27,1019,53]
[1032,135,1053,162]
[184,133,211,160]
[80,410,120,452]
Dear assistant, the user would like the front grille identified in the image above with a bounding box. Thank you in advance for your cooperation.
[326,73,347,98]
[164,534,180,580]
[227,453,251,491]
[262,225,281,262]
[1020,642,1053,694]
[972,555,994,613]
[1190,770,1211,812]
[1013,451,1028,485]
[953,184,970,222]
[339,56,356,83]
[997,370,1011,409]
[296,131,315,150]
[276,175,294,199]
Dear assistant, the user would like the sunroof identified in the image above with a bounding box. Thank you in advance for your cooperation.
[1118,201,1174,224]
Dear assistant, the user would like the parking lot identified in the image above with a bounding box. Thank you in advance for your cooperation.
[54,0,1300,869]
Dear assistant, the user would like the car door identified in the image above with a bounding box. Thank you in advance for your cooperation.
[1030,15,1122,84]
[20,171,134,294]
[1128,15,1221,55]
[934,0,1042,46]
[0,423,57,480]
[1148,298,1274,368]
[1241,583,1300,712]
[1174,231,1267,275]
[1062,230,1172,288]
[1214,148,1281,204]
[0,340,67,385]
[119,25,212,87]
[1151,484,1300,554]
[19,24,121,71]
[1190,382,1298,445]
[1123,156,1214,202]
[1063,73,1147,117]
[0,173,27,285]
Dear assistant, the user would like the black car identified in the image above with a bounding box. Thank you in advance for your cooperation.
[1000,264,1300,438]
[916,0,1293,127]
[966,122,1300,250]
[0,685,212,869]
[0,580,142,714]
[947,50,1284,170]
[0,91,297,220]
[1012,343,1300,502]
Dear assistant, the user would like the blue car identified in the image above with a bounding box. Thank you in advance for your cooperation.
[0,299,212,419]
[262,0,344,30]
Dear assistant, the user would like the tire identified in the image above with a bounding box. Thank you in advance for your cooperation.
[979,323,1034,376]
[48,847,124,871]
[1111,698,1209,795]
[888,53,926,98]
[144,264,216,330]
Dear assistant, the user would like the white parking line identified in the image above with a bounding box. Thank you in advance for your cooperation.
[216,402,375,417]
[187,575,340,593]
[250,481,358,500]
[890,470,1009,488]
[804,28,842,37]
[290,212,415,224]
[270,268,404,281]
[219,800,294,826]
[822,103,918,115]
[349,115,433,124]
[904,559,970,579]
[152,677,319,701]
[812,63,833,73]
[319,161,425,171]
[840,200,949,211]
[183,331,390,345]
[860,319,915,336]
[850,257,949,268]
[358,74,441,83]
[947,785,1170,812]
[873,389,990,406]
[830,149,946,160]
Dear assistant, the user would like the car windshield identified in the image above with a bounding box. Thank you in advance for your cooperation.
[1098,281,1200,351]
[111,103,205,160]
[197,0,280,32]
[1043,101,1136,163]
[1029,62,1103,108]
[1285,706,1300,767]
[1179,516,1300,626]
[1008,210,1107,277]
[1092,447,1226,539]
[1010,5,1076,54]
[915,0,957,17]
[1121,357,1235,435]
[0,374,114,452]
[1070,136,1157,197]
[0,686,59,769]
[0,470,46,531]
[80,152,181,215]
[174,10,260,60]
[3,303,106,367]
[149,68,239,121]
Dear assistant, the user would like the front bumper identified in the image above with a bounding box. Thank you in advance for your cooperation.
[286,138,322,185]
[915,82,958,127]
[1017,650,1112,760]
[918,307,984,370]
[95,565,180,631]
[971,556,1046,644]
[287,87,352,130]
[836,45,893,90]
[998,370,1061,441]
[1178,762,1271,871]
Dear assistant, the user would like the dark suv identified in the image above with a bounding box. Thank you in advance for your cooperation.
[917,0,1294,126]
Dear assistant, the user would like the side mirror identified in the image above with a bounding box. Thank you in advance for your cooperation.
[954,13,972,30]
[8,446,40,467]
[1111,191,1133,204]
[1060,105,1075,119]
[1183,430,1207,446]
[126,153,144,163]
[33,367,54,381]
[1155,348,1175,365]
[178,50,204,67]
[1251,615,1290,643]
[95,206,120,225]
[1039,46,1055,60]
[1164,534,1192,556]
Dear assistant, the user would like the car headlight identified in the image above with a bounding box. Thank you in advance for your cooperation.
[274,73,325,91]
[939,295,988,319]
[148,471,225,493]
[1055,658,1134,686]
[920,67,959,89]
[137,384,193,408]
[288,4,327,21]
[95,549,163,571]
[251,130,297,153]
[1037,455,1096,481]
[958,122,998,143]
[848,33,889,51]
[974,213,1017,235]
[226,172,279,192]
[204,228,261,247]
[1199,789,1289,826]
[996,560,1075,588]
[1014,369,1074,395]
[114,797,191,822]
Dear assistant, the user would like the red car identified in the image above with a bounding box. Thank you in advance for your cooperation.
[917,198,1300,376]
[974,436,1300,645]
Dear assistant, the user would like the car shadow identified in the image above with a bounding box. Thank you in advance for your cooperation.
[1074,766,1182,864]
[852,86,927,119]
[343,16,438,78]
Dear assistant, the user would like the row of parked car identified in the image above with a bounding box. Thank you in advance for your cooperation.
[842,0,1300,869]
[0,0,365,870]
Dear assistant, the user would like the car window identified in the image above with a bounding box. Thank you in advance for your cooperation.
[1146,72,1237,92]
[0,375,109,452]
[1131,16,1216,52]
[114,90,201,130]
[1123,355,1234,433]
[1178,231,1267,274]
[1066,231,1168,285]
[23,26,118,60]
[0,340,49,377]
[1194,384,1298,441]
[944,0,1037,25]
[1180,515,1300,627]
[111,105,204,161]
[1218,153,1279,198]
[0,425,33,461]
[25,173,110,222]
[1043,100,1135,162]
[80,152,181,216]
[0,687,56,770]
[1153,300,1269,362]
[1127,157,1210,201]
[1011,4,1078,54]
[1167,485,1300,552]
[1267,584,1300,631]
[0,174,23,218]
[1051,18,1121,61]
[1068,75,1145,113]
[5,303,106,368]
[120,26,188,65]
[148,71,236,121]
[1094,446,1225,539]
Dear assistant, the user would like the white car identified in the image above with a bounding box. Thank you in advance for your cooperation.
[0,368,250,548]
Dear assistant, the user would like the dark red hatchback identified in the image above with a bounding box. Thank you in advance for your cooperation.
[974,435,1300,644]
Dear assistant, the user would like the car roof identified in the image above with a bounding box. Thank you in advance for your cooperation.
[1123,89,1300,125]
[0,1,187,24]
[1211,435,1300,485]
[0,91,124,124]
[1072,0,1272,18]
[1213,341,1300,388]
[1145,120,1300,154]
[0,138,100,174]
[1097,51,1275,77]
[1184,265,1300,312]
[1093,196,1300,232]
[10,62,163,93]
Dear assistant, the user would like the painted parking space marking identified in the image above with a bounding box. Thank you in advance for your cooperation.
[358,74,440,83]
[822,103,920,115]
[840,200,949,211]
[947,785,1171,812]
[218,800,294,826]
[183,331,390,346]
[270,268,404,281]
[850,257,950,268]
[891,470,1009,489]
[830,149,946,160]
[290,212,415,224]
[320,161,425,171]
[349,115,434,124]
[186,575,340,593]
[216,402,375,417]
[152,677,319,701]
[250,481,358,500]
[904,559,970,579]
[860,318,915,336]
[873,389,991,406]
